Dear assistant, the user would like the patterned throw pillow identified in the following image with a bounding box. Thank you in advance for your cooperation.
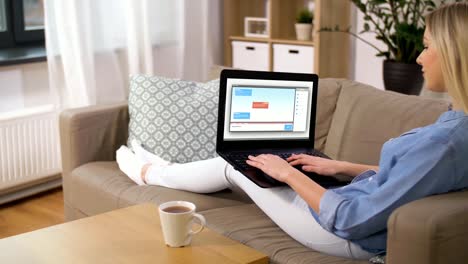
[128,75,219,163]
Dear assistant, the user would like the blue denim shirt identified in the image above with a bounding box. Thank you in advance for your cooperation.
[312,110,468,253]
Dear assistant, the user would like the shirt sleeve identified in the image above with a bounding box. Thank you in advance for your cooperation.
[317,138,456,240]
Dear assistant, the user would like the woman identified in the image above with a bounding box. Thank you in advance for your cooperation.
[116,3,468,260]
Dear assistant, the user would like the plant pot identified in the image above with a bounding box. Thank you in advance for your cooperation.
[295,23,312,41]
[383,60,424,95]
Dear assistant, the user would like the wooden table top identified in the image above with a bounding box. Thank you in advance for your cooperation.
[0,203,268,264]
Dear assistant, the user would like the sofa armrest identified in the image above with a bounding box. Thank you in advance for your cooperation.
[59,102,129,201]
[387,191,468,264]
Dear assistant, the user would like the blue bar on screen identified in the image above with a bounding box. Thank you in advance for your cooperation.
[234,88,252,96]
[233,112,251,119]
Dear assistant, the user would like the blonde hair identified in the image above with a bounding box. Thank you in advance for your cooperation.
[426,2,468,112]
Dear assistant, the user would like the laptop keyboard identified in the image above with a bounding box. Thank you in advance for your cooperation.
[227,150,330,170]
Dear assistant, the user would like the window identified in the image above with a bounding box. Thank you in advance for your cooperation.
[0,1,7,32]
[0,0,44,49]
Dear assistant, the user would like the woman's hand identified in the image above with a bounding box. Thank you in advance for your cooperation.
[247,154,327,213]
[246,154,296,183]
[287,154,344,176]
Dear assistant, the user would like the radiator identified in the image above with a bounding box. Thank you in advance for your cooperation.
[0,106,62,193]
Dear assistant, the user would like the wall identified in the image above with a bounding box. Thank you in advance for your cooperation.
[352,6,386,90]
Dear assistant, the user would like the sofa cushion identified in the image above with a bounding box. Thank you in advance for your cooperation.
[324,80,449,165]
[201,204,368,264]
[128,75,219,163]
[314,79,342,152]
[69,161,250,216]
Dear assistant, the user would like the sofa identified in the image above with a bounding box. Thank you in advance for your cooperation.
[59,78,468,264]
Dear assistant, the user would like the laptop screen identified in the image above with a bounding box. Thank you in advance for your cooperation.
[223,78,314,141]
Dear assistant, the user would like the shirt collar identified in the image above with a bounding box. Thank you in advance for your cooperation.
[437,110,466,123]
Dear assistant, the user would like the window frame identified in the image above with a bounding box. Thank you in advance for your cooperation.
[12,0,44,44]
[0,0,14,48]
[0,0,44,49]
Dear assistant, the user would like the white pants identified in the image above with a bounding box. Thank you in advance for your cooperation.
[146,157,374,260]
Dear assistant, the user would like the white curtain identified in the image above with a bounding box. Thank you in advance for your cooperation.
[44,0,222,109]
[181,0,223,81]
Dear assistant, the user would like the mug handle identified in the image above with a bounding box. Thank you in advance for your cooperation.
[190,213,206,235]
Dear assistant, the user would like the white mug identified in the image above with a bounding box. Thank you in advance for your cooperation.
[158,201,206,247]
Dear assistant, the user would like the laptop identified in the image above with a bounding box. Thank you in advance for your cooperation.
[216,69,350,188]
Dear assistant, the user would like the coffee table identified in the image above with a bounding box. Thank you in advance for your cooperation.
[0,203,268,264]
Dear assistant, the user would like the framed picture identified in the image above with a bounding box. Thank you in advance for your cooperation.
[244,17,269,38]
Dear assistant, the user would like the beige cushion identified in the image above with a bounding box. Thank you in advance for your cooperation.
[314,79,342,152]
[201,204,368,264]
[69,161,250,216]
[324,80,449,165]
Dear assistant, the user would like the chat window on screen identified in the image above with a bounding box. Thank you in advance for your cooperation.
[229,86,308,132]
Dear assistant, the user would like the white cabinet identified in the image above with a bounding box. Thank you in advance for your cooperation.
[273,44,314,74]
[231,41,315,74]
[232,41,269,71]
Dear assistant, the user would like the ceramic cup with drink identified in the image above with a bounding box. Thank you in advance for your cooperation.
[158,201,206,247]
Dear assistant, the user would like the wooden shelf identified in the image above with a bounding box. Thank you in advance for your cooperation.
[270,38,314,46]
[223,0,351,78]
[229,36,269,43]
[230,36,314,47]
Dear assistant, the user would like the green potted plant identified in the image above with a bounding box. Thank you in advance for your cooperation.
[324,0,461,95]
[295,8,314,41]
